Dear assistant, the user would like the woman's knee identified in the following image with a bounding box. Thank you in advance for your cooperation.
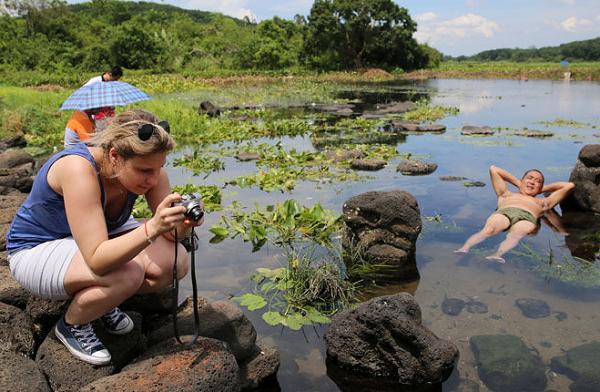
[112,261,145,294]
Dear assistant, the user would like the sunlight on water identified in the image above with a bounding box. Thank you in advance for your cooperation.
[171,79,600,391]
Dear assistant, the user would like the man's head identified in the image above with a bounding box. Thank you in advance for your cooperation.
[519,169,545,196]
[103,66,123,81]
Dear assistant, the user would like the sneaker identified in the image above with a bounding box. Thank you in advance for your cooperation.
[101,307,134,335]
[55,317,111,366]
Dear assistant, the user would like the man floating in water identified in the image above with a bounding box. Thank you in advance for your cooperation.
[455,165,575,263]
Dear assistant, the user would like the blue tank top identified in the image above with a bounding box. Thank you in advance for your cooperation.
[6,143,138,253]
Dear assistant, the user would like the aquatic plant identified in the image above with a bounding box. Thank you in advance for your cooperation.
[233,248,357,330]
[132,184,222,219]
[173,151,225,176]
[402,100,459,122]
[209,199,342,251]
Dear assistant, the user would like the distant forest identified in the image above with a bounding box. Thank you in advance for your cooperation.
[449,37,600,62]
[0,0,441,74]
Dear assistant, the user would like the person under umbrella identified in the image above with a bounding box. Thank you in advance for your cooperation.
[61,81,150,148]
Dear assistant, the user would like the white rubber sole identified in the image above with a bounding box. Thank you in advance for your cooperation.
[55,326,111,366]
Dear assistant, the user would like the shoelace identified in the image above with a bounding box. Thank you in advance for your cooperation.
[102,308,123,327]
[71,323,104,353]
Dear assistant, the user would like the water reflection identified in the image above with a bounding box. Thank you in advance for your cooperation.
[170,78,600,392]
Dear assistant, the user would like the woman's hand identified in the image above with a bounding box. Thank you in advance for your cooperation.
[145,193,187,240]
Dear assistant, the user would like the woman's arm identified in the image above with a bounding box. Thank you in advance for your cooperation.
[144,169,203,242]
[55,156,186,276]
[489,165,519,197]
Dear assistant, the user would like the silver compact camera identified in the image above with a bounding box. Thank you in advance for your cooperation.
[174,193,204,222]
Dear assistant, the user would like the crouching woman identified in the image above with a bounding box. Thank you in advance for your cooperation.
[6,109,202,365]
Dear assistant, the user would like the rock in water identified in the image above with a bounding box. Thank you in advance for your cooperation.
[515,298,550,319]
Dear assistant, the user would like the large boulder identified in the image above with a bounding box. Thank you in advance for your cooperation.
[238,339,280,390]
[470,335,547,392]
[0,264,30,309]
[0,302,36,357]
[325,293,458,386]
[0,351,50,392]
[80,337,240,392]
[563,144,600,213]
[342,191,422,282]
[147,300,257,362]
[36,312,145,391]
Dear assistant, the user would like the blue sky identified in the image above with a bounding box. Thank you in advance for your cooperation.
[99,0,600,56]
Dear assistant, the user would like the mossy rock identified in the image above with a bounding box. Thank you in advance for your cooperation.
[470,334,546,392]
[551,341,600,380]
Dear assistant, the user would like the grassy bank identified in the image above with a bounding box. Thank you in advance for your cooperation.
[402,61,600,81]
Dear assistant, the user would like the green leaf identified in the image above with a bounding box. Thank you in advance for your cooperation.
[209,225,229,237]
[282,313,303,330]
[237,293,267,310]
[305,307,331,324]
[262,311,284,326]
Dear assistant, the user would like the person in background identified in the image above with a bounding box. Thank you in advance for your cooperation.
[7,109,202,365]
[83,66,123,87]
[64,107,115,148]
[455,165,575,263]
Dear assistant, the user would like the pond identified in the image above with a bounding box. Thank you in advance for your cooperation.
[166,78,600,391]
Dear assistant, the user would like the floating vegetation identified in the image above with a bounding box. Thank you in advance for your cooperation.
[538,118,595,128]
[233,249,356,330]
[173,151,224,176]
[402,100,459,122]
[132,184,222,219]
[209,199,342,251]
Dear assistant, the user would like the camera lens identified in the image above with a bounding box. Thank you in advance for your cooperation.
[186,205,204,221]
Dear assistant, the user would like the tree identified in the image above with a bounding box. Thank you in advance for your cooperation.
[302,0,423,70]
[238,17,303,69]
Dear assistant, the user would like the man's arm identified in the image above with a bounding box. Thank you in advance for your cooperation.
[542,182,575,210]
[489,165,520,197]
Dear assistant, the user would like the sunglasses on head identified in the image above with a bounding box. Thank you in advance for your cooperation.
[137,120,170,141]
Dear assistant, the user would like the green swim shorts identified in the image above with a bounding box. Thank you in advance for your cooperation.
[494,207,539,229]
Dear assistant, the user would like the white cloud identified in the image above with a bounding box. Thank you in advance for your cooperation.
[415,12,437,23]
[184,0,256,20]
[560,16,592,32]
[415,13,500,45]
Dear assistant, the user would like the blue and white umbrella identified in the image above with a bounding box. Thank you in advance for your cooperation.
[59,81,150,111]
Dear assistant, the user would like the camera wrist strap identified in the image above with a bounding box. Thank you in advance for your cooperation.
[172,228,200,346]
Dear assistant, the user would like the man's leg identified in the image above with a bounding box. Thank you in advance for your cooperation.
[455,213,511,253]
[486,220,537,263]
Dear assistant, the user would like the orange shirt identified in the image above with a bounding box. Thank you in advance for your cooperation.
[65,111,95,141]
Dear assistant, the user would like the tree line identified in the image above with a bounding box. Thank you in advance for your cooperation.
[0,0,441,74]
[449,37,600,62]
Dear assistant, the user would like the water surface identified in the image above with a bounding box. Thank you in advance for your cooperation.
[170,79,600,391]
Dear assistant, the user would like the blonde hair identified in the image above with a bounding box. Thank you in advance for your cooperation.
[88,109,174,159]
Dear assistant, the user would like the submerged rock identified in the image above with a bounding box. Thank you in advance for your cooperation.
[441,298,465,316]
[470,334,547,392]
[465,299,488,314]
[461,125,494,136]
[551,341,600,382]
[351,159,386,171]
[392,122,446,133]
[515,298,550,319]
[342,190,422,282]
[440,176,468,181]
[235,152,260,161]
[514,129,554,138]
[326,293,458,385]
[464,181,486,187]
[397,160,438,175]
